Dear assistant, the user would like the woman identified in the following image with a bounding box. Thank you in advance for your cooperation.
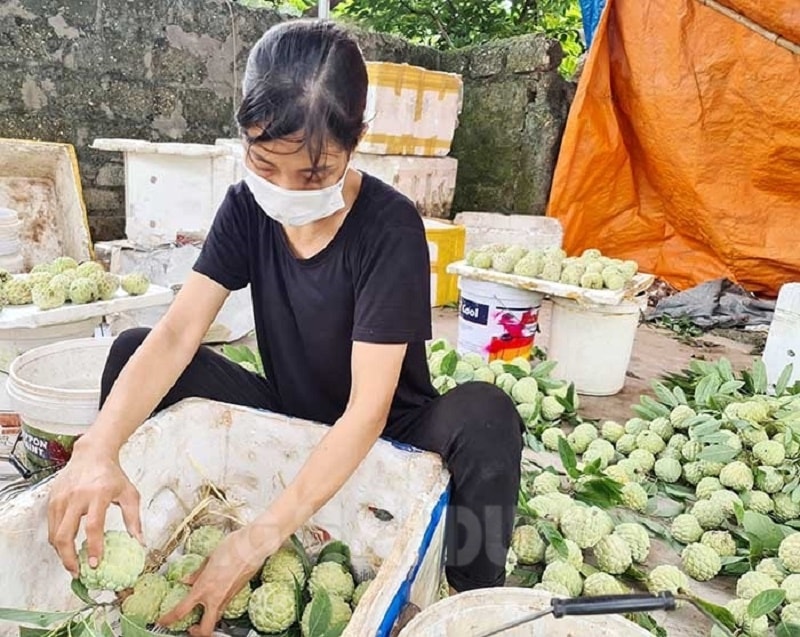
[47,19,523,636]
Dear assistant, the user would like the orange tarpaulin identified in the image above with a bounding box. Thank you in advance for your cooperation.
[546,0,800,297]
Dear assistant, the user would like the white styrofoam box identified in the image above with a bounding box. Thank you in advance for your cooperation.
[453,212,564,253]
[762,282,800,392]
[361,62,463,157]
[95,240,254,344]
[91,139,238,248]
[0,398,451,637]
[351,154,458,219]
[0,139,93,270]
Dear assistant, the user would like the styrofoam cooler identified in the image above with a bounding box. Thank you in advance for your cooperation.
[453,212,564,253]
[0,398,451,637]
[762,282,800,392]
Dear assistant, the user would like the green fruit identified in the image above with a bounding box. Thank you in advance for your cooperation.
[308,561,355,602]
[690,499,726,530]
[614,524,650,564]
[301,591,352,636]
[600,420,625,443]
[708,489,742,518]
[671,514,703,544]
[352,579,372,607]
[779,533,800,573]
[159,583,203,632]
[756,558,788,584]
[783,574,800,604]
[593,534,632,575]
[681,543,721,581]
[532,472,561,496]
[560,506,612,549]
[700,531,736,557]
[541,561,583,597]
[511,525,546,565]
[654,457,682,483]
[69,277,98,304]
[184,525,225,558]
[544,539,583,569]
[726,599,769,636]
[719,461,754,491]
[635,431,665,455]
[620,482,648,513]
[615,434,637,455]
[222,584,252,620]
[32,281,66,310]
[628,449,656,473]
[248,582,297,634]
[742,490,774,515]
[736,571,780,599]
[670,405,696,429]
[582,572,627,596]
[541,427,566,451]
[78,530,146,592]
[647,565,688,594]
[695,477,723,500]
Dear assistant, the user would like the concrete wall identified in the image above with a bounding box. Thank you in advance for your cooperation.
[0,0,572,241]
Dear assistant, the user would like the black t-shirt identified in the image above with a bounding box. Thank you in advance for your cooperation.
[193,172,439,427]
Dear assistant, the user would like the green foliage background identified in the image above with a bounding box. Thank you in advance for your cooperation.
[237,0,585,78]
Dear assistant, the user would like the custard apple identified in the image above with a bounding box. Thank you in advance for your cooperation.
[670,405,696,429]
[624,418,649,436]
[755,467,785,494]
[541,561,583,597]
[511,525,546,565]
[681,440,702,463]
[736,571,779,599]
[261,546,307,587]
[78,530,146,592]
[782,574,800,604]
[708,489,742,517]
[473,366,495,383]
[491,252,516,273]
[121,272,150,296]
[654,457,682,483]
[621,482,649,513]
[184,525,225,558]
[781,603,800,628]
[544,539,583,569]
[533,581,571,597]
[96,272,120,301]
[756,558,788,584]
[719,461,754,492]
[649,417,674,441]
[352,579,372,607]
[248,582,297,633]
[593,534,632,574]
[460,352,485,370]
[742,491,775,515]
[222,584,252,620]
[647,565,688,594]
[615,434,637,455]
[601,420,625,443]
[718,430,743,453]
[51,256,78,273]
[472,251,493,268]
[541,395,566,421]
[541,427,566,451]
[667,433,689,450]
[75,261,104,278]
[5,278,32,305]
[695,477,723,500]
[690,500,726,530]
[584,439,615,465]
[701,461,725,477]
[308,561,355,602]
[604,464,632,485]
[511,376,539,404]
[617,459,644,482]
[614,523,651,564]
[700,531,736,557]
[560,506,612,549]
[567,429,593,454]
[433,375,457,394]
[166,553,205,584]
[681,543,721,581]
[671,514,704,544]
[32,281,66,310]
[69,277,98,304]
[121,574,169,625]
[582,572,628,596]
[658,446,683,461]
[635,431,666,455]
[532,471,561,496]
[725,599,769,637]
[779,533,800,573]
[159,583,203,632]
[682,461,705,485]
[516,402,537,423]
[300,590,352,636]
[628,449,656,473]
[495,372,517,395]
[774,493,800,522]
[28,271,52,288]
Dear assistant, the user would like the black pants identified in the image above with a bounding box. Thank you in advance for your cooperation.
[101,328,523,592]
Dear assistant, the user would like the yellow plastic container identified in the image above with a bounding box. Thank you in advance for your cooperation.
[424,219,465,307]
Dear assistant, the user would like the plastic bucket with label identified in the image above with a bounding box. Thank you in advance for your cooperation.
[6,337,113,475]
[456,277,544,363]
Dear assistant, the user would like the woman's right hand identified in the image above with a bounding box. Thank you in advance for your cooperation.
[47,440,143,578]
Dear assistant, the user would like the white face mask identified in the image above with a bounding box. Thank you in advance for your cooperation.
[244,164,349,227]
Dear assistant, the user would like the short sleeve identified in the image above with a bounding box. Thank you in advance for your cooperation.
[193,186,251,291]
[352,217,433,344]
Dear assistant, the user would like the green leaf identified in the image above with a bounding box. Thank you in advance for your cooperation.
[719,380,745,395]
[695,374,722,407]
[684,594,737,634]
[747,589,786,618]
[535,520,566,556]
[306,590,333,637]
[632,405,659,420]
[429,339,447,353]
[290,534,314,577]
[99,621,115,637]
[70,580,96,606]
[717,358,735,382]
[440,350,458,377]
[775,364,794,396]
[0,609,77,628]
[661,483,696,500]
[639,396,671,417]
[743,511,790,552]
[574,477,623,508]
[775,620,800,637]
[690,419,722,438]
[501,364,527,380]
[750,359,768,395]
[720,557,750,575]
[672,386,689,405]
[530,360,557,379]
[697,445,740,464]
[652,382,679,407]
[557,437,580,480]
[316,540,352,570]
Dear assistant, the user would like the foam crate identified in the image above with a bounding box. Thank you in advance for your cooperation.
[361,62,463,157]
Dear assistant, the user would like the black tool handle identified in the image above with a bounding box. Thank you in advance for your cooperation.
[552,592,676,618]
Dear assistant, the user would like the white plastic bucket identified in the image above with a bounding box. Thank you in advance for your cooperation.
[457,277,544,363]
[0,318,100,373]
[399,587,653,636]
[547,295,646,396]
[6,336,114,471]
[762,282,800,392]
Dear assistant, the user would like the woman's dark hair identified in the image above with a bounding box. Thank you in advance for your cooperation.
[237,19,368,170]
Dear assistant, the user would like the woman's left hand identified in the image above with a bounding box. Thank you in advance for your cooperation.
[157,524,280,637]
